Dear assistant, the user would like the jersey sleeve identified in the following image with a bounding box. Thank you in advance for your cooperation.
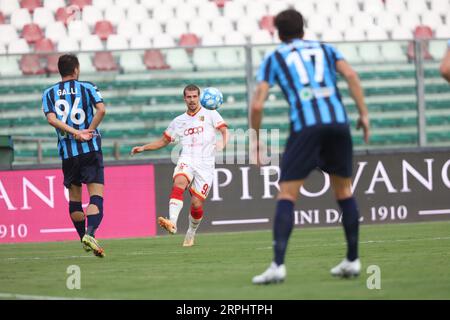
[211,110,227,129]
[256,53,276,86]
[327,44,344,61]
[87,83,104,104]
[42,90,55,116]
[164,119,179,142]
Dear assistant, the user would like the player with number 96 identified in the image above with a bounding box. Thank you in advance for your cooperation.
[42,54,107,258]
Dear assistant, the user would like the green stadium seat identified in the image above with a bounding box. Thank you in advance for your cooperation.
[427,116,450,126]
[390,133,418,144]
[427,132,450,142]
[42,148,59,158]
[426,101,450,110]
[1,56,449,165]
[102,131,125,139]
[0,118,13,126]
[14,149,38,158]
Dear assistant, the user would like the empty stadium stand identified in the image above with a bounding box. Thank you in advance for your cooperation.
[0,0,449,164]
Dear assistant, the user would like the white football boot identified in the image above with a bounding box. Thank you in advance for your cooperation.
[252,262,286,285]
[330,258,361,278]
[183,230,195,247]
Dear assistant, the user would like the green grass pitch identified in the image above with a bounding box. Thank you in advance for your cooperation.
[0,221,449,300]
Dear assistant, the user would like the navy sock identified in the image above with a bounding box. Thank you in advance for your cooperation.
[87,195,104,237]
[87,213,103,237]
[273,199,295,266]
[73,220,85,241]
[338,197,360,261]
[69,201,85,240]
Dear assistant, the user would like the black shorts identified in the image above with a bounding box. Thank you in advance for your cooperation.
[62,151,104,188]
[280,124,353,182]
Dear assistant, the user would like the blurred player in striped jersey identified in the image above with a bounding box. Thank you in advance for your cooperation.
[251,9,370,284]
[42,54,106,257]
[131,84,229,247]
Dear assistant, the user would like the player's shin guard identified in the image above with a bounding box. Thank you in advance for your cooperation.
[86,195,103,237]
[338,197,360,261]
[169,186,184,226]
[273,200,295,266]
[189,205,203,232]
[69,201,85,240]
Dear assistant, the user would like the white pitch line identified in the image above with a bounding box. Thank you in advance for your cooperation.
[1,255,93,261]
[418,209,450,215]
[2,236,450,262]
[255,236,450,250]
[40,228,76,233]
[211,218,269,225]
[0,292,87,300]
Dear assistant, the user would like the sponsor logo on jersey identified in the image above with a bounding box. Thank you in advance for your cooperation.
[299,87,334,101]
[184,126,204,136]
[179,163,187,170]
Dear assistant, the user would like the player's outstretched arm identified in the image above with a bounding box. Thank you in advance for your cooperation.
[250,82,269,136]
[336,60,370,144]
[130,135,171,155]
[250,82,270,165]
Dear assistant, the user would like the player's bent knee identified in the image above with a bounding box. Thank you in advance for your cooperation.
[276,193,297,202]
[191,202,202,209]
[331,183,353,199]
[69,201,83,213]
[174,182,188,190]
[173,175,189,189]
[174,183,189,191]
[191,196,204,208]
[277,181,303,202]
[69,201,84,221]
[334,190,353,200]
[88,195,104,216]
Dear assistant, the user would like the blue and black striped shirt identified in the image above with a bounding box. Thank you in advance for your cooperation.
[257,39,348,132]
[42,80,104,159]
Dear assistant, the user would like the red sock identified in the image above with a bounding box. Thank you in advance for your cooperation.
[170,186,184,201]
[190,205,204,220]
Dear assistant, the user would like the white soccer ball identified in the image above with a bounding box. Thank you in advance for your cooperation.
[200,87,223,110]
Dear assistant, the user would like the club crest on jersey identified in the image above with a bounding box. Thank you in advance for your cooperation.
[199,116,204,121]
